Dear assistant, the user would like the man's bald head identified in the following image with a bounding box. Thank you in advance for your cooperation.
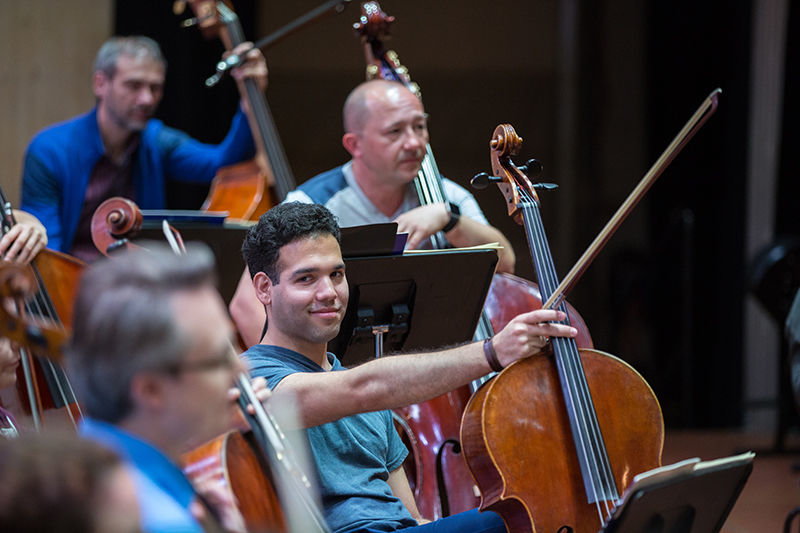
[343,79,419,134]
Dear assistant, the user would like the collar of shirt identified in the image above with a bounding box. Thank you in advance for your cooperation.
[79,417,196,510]
[341,161,419,221]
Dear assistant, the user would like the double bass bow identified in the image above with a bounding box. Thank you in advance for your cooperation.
[461,90,719,532]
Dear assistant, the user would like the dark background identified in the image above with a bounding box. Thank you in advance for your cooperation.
[116,0,797,430]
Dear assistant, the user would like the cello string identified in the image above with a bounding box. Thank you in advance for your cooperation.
[524,206,609,527]
[518,184,616,502]
[521,190,617,522]
[521,189,618,513]
[22,285,79,426]
[518,192,605,514]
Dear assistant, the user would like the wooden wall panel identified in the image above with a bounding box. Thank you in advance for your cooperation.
[0,0,112,205]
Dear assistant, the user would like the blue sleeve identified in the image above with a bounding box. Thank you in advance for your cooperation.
[20,146,65,251]
[161,109,256,184]
[245,354,297,390]
[384,411,409,472]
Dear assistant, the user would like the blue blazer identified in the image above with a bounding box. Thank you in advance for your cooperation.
[21,107,254,252]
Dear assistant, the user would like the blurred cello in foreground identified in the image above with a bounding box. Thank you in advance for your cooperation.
[353,3,595,520]
[0,188,83,431]
[185,0,297,220]
[462,89,719,532]
[91,197,330,533]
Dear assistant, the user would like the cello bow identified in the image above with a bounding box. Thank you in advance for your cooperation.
[461,124,664,532]
[540,89,721,311]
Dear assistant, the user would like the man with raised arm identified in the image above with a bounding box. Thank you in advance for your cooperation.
[240,202,575,533]
[21,36,267,262]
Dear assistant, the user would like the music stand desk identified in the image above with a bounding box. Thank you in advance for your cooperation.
[331,248,498,366]
[602,452,754,533]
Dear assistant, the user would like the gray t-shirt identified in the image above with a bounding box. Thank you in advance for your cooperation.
[285,162,489,229]
[242,344,416,533]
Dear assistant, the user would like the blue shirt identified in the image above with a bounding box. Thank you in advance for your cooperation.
[80,418,204,533]
[243,345,416,533]
[21,107,254,253]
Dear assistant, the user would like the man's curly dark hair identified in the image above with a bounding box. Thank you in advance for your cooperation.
[242,202,341,284]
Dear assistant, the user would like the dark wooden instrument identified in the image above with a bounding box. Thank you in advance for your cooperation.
[461,125,664,532]
[0,263,68,361]
[0,190,83,431]
[186,0,297,220]
[353,4,596,521]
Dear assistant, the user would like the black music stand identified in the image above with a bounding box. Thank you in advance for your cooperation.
[601,452,754,533]
[330,248,498,367]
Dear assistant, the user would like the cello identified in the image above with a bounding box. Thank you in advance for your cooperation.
[461,125,664,532]
[90,197,330,533]
[461,90,719,531]
[0,188,83,431]
[352,3,595,521]
[185,0,297,219]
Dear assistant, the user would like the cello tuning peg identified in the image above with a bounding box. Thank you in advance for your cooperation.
[471,172,503,190]
[533,182,559,191]
[518,159,544,177]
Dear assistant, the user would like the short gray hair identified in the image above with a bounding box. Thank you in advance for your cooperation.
[66,243,215,423]
[93,36,166,78]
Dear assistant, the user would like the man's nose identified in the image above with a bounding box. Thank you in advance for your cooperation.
[402,127,425,151]
[137,87,157,106]
[316,277,337,300]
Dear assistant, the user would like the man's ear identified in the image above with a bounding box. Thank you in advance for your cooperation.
[92,71,109,100]
[129,372,166,413]
[252,271,274,307]
[342,132,359,158]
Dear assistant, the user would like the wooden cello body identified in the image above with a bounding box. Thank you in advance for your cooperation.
[182,430,287,532]
[461,351,663,532]
[461,125,663,532]
[0,192,84,431]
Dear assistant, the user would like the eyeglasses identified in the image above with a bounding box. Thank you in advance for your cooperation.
[161,347,237,376]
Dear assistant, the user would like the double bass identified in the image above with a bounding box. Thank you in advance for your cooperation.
[185,0,297,219]
[353,3,595,521]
